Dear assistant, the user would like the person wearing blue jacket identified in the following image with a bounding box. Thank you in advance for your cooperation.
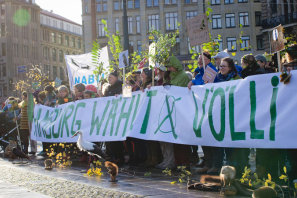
[187,52,218,89]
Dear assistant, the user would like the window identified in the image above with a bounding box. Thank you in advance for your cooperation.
[65,36,69,46]
[135,0,140,8]
[225,0,234,4]
[256,35,264,50]
[43,47,49,60]
[1,4,5,16]
[165,12,178,31]
[128,0,133,9]
[215,39,223,51]
[240,36,250,50]
[72,37,76,47]
[52,49,57,61]
[44,65,50,76]
[147,0,158,6]
[97,0,107,12]
[165,0,177,4]
[148,15,159,31]
[211,0,220,5]
[136,16,141,33]
[98,19,107,37]
[255,11,262,26]
[226,13,235,28]
[227,37,237,51]
[238,0,248,2]
[212,15,222,29]
[114,1,120,10]
[2,63,6,77]
[1,43,6,56]
[77,38,81,49]
[57,34,62,44]
[51,32,56,43]
[129,41,134,52]
[186,11,198,19]
[60,67,65,80]
[59,50,63,62]
[137,41,142,54]
[23,45,29,58]
[1,23,5,37]
[128,17,133,34]
[53,66,57,78]
[239,12,249,26]
[115,18,119,33]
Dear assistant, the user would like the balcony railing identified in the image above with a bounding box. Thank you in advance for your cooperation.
[262,12,297,29]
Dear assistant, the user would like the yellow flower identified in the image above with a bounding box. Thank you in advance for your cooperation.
[294,182,297,190]
[95,160,102,167]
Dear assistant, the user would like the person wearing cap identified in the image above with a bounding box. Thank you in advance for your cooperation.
[213,51,242,76]
[188,52,217,89]
[156,56,191,170]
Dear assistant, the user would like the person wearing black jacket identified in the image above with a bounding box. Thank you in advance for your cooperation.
[241,55,265,78]
[103,71,124,165]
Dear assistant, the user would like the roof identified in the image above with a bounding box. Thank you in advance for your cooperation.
[40,10,81,26]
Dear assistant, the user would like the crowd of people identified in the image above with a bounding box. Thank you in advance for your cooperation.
[1,45,297,183]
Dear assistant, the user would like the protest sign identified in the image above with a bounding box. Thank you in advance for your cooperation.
[119,50,129,68]
[65,46,109,89]
[202,66,218,83]
[271,25,286,54]
[32,71,297,148]
[186,14,210,47]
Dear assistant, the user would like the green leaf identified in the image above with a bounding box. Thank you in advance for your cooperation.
[170,181,177,185]
[231,52,236,56]
[283,166,287,174]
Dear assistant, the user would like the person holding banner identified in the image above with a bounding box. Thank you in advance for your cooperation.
[241,55,265,79]
[140,68,162,167]
[156,56,191,170]
[103,71,125,165]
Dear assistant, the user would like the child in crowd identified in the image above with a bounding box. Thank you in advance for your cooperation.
[73,83,85,100]
[56,85,72,105]
[84,85,97,99]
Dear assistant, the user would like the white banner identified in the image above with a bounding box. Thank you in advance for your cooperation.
[65,46,109,89]
[32,72,297,148]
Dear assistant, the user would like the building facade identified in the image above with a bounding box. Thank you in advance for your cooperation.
[260,0,297,54]
[40,10,83,83]
[0,0,83,98]
[82,0,265,64]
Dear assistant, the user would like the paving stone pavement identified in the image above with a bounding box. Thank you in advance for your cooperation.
[0,179,50,198]
[0,156,223,198]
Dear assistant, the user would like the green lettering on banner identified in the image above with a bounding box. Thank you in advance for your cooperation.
[208,88,225,141]
[129,94,141,130]
[102,98,120,136]
[115,96,135,137]
[41,110,51,138]
[269,76,279,141]
[249,81,264,139]
[60,104,75,138]
[51,109,62,139]
[192,90,209,138]
[33,108,42,136]
[71,102,86,136]
[229,85,246,141]
[90,100,110,136]
[140,90,157,134]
